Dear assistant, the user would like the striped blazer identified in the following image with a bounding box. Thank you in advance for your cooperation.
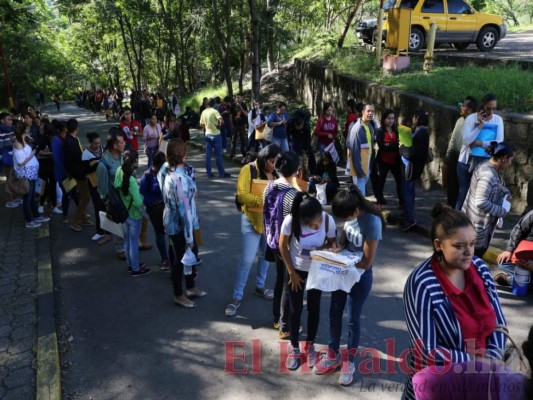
[402,256,506,400]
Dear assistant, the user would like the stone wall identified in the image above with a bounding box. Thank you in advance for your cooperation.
[293,58,533,213]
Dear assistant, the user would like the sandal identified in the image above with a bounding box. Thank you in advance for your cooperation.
[225,300,241,317]
[494,272,510,286]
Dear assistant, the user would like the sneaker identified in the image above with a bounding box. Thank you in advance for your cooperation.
[225,300,240,317]
[174,294,195,308]
[185,288,207,298]
[5,201,19,208]
[25,221,41,229]
[127,263,145,273]
[400,219,417,231]
[51,207,63,215]
[81,219,94,226]
[306,344,316,368]
[220,173,231,178]
[92,233,105,241]
[38,206,44,214]
[131,267,151,277]
[338,361,356,386]
[138,243,153,251]
[118,251,126,260]
[207,173,214,178]
[254,287,274,300]
[35,216,50,223]
[286,347,301,370]
[160,259,170,271]
[70,223,82,232]
[313,352,341,375]
[279,330,290,340]
[14,198,23,205]
[97,234,112,245]
[273,322,280,330]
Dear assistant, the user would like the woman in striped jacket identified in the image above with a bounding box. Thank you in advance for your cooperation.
[403,204,506,400]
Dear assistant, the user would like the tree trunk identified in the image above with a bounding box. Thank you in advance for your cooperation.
[248,0,261,101]
[211,0,233,98]
[337,0,363,48]
[265,0,279,72]
[117,14,139,90]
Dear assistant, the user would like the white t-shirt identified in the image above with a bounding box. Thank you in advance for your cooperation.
[280,211,337,272]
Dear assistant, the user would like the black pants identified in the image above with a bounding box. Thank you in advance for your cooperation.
[370,160,380,200]
[170,232,196,297]
[273,251,290,332]
[287,270,322,348]
[231,125,247,157]
[38,164,56,207]
[376,159,403,206]
[445,158,459,208]
[88,182,107,235]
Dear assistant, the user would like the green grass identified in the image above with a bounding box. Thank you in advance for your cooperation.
[327,48,533,113]
[180,83,228,111]
[507,23,533,33]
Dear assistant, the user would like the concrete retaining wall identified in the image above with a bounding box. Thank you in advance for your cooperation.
[293,58,533,213]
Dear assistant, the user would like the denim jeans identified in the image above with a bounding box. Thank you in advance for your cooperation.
[22,179,39,223]
[204,134,226,176]
[329,267,373,362]
[354,175,369,196]
[272,138,289,152]
[455,161,471,210]
[145,146,157,169]
[123,217,142,271]
[498,262,518,285]
[402,178,416,223]
[232,214,270,301]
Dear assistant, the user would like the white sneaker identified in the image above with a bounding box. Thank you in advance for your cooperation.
[338,361,356,386]
[91,233,104,241]
[52,207,63,215]
[26,221,41,229]
[38,206,44,213]
[313,351,340,375]
[35,216,50,223]
[15,198,23,204]
[5,201,19,208]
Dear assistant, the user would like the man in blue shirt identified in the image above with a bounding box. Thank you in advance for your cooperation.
[267,102,290,152]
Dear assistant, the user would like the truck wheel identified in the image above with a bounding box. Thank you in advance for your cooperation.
[476,27,498,51]
[452,42,469,51]
[409,28,424,52]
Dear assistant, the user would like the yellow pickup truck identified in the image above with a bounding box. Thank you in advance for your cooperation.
[357,0,507,52]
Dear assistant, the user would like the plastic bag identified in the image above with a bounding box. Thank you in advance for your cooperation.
[181,247,196,275]
[315,182,327,205]
[307,250,364,293]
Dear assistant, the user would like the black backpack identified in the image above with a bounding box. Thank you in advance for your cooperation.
[106,185,132,224]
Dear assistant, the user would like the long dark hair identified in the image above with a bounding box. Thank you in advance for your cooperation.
[256,144,281,179]
[121,150,138,196]
[332,185,385,227]
[290,192,323,241]
[380,109,397,132]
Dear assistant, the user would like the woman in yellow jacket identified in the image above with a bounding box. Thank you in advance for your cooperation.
[225,144,281,316]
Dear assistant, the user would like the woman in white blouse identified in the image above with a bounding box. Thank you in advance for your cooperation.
[13,124,50,228]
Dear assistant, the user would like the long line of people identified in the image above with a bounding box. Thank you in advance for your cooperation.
[1,91,532,398]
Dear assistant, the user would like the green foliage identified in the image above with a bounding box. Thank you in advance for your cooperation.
[180,83,228,112]
[325,48,533,113]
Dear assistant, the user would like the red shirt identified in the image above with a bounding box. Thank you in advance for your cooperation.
[314,115,338,146]
[380,129,399,165]
[344,112,358,138]
[431,258,496,356]
[119,120,142,151]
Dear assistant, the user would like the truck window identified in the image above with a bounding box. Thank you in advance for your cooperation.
[447,0,472,14]
[421,0,444,13]
[399,0,417,8]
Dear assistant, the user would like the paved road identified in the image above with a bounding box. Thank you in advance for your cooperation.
[50,104,533,399]
[434,31,533,62]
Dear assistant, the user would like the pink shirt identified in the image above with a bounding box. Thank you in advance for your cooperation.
[143,124,161,149]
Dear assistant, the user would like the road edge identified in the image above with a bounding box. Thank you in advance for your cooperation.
[36,224,62,400]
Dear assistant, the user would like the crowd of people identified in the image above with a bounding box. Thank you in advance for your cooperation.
[1,89,532,398]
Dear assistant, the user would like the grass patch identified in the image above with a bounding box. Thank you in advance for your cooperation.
[181,83,228,111]
[327,48,533,113]
[507,24,533,33]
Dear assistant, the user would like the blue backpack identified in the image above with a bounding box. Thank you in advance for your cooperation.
[263,181,293,250]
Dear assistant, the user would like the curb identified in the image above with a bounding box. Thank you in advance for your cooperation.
[36,224,62,400]
[187,136,506,266]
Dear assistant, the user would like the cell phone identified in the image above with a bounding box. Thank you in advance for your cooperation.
[480,110,488,118]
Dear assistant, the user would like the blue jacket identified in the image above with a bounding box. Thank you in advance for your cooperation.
[347,119,378,176]
[51,135,66,181]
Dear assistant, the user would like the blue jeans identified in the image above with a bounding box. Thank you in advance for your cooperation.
[123,217,142,271]
[145,146,157,169]
[328,267,373,362]
[232,214,269,301]
[403,178,416,223]
[204,134,226,176]
[272,137,289,152]
[220,126,230,151]
[354,175,369,197]
[498,262,518,285]
[22,179,39,223]
[455,161,471,210]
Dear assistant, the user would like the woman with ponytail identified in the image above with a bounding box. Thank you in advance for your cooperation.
[314,185,383,386]
[402,203,506,399]
[114,150,150,276]
[279,192,337,370]
[462,141,515,258]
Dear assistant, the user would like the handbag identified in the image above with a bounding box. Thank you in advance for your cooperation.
[6,170,30,196]
[255,126,265,141]
[494,324,530,376]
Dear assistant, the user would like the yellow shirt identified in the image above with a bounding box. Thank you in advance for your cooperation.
[236,161,264,234]
[200,108,222,135]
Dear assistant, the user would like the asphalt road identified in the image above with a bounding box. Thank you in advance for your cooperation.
[434,31,533,62]
[48,104,533,400]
